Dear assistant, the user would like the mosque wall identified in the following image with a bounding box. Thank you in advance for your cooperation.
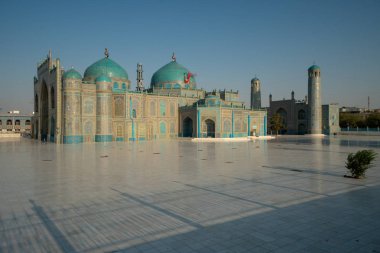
[34,52,268,143]
[32,55,61,142]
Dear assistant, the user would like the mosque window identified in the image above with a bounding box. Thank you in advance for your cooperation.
[132,109,137,118]
[7,120,12,125]
[160,122,166,134]
[51,87,55,109]
[15,120,20,126]
[35,94,38,112]
[298,110,306,120]
[174,84,181,89]
[114,95,125,117]
[122,83,126,89]
[25,120,31,125]
[160,100,166,116]
[113,82,118,89]
[165,83,171,89]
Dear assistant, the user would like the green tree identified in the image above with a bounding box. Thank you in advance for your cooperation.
[345,150,377,178]
[366,113,380,128]
[270,113,284,135]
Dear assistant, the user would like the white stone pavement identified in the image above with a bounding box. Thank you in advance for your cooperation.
[0,136,379,253]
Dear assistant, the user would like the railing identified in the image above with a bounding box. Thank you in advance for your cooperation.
[341,127,380,132]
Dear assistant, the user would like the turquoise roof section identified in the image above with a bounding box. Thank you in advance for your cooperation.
[150,61,196,89]
[84,57,129,81]
[308,65,320,71]
[63,68,82,80]
[95,75,111,83]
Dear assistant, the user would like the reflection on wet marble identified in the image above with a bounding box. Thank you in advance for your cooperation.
[0,135,379,252]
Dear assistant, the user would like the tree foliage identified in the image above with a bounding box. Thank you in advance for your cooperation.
[340,113,380,128]
[270,113,284,135]
[345,150,377,178]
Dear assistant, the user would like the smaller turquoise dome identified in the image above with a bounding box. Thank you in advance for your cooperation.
[95,75,111,83]
[251,77,260,82]
[308,65,320,71]
[63,68,82,79]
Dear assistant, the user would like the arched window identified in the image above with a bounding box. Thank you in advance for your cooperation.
[25,120,31,125]
[132,109,137,118]
[298,110,306,120]
[160,122,166,134]
[276,108,287,127]
[7,120,12,125]
[15,120,20,125]
[113,82,118,89]
[0,120,2,126]
[35,94,38,112]
[122,83,126,89]
[51,87,55,109]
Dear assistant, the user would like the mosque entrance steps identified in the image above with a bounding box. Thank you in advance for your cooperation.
[192,136,274,142]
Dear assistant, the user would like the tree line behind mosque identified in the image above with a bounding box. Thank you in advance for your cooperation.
[340,112,380,128]
[269,112,380,134]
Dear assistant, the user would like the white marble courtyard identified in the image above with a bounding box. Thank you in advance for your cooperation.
[0,136,379,253]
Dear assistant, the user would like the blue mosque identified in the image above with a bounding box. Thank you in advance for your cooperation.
[32,50,267,143]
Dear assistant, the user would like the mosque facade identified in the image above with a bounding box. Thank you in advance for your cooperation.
[32,50,267,143]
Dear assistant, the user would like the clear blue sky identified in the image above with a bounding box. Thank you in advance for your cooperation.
[0,0,379,113]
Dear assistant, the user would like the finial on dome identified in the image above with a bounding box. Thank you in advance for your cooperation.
[171,52,176,62]
[105,48,109,58]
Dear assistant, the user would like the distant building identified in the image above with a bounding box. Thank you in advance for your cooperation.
[32,50,267,143]
[339,107,366,113]
[322,104,340,135]
[268,65,340,135]
[0,112,32,133]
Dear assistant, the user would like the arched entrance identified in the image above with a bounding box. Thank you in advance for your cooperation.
[183,117,193,137]
[276,108,287,134]
[298,123,306,135]
[50,117,55,142]
[205,119,215,138]
[41,82,49,141]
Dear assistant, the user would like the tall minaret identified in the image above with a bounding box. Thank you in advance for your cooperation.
[136,63,144,91]
[307,65,322,134]
[250,77,261,109]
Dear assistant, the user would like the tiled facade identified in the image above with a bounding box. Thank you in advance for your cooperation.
[32,51,267,143]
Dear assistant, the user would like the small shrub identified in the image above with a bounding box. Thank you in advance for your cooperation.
[345,150,377,178]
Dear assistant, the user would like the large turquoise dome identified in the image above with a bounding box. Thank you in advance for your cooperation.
[83,57,129,82]
[151,61,196,89]
[63,68,82,80]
